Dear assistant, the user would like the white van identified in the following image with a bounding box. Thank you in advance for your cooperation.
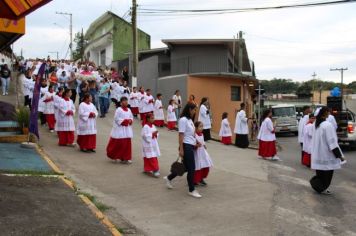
[271,104,298,135]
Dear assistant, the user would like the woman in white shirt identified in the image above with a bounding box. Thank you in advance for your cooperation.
[257,109,279,161]
[164,103,203,198]
[310,107,345,194]
[198,97,212,141]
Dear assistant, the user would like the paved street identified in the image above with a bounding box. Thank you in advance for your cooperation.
[37,107,356,236]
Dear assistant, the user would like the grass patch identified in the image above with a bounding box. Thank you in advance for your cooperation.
[77,191,111,212]
[0,169,62,176]
[115,226,124,234]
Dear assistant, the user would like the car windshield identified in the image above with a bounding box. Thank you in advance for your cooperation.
[272,107,296,117]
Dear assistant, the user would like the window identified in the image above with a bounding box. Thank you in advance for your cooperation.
[231,86,241,101]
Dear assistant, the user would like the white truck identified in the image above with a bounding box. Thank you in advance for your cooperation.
[271,104,299,135]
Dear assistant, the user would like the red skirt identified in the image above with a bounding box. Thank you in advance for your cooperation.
[167,121,176,130]
[154,120,165,127]
[106,137,132,161]
[58,131,75,146]
[77,134,96,150]
[258,140,277,158]
[140,112,146,121]
[46,114,55,130]
[221,136,232,145]
[143,157,159,172]
[302,151,311,167]
[130,107,139,115]
[194,167,210,184]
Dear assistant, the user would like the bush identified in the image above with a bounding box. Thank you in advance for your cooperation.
[15,106,30,128]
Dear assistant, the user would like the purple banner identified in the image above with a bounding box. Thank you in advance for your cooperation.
[29,63,46,139]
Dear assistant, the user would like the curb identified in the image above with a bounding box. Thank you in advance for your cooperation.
[36,144,122,236]
[211,137,259,150]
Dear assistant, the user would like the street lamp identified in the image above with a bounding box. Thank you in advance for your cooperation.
[55,12,73,60]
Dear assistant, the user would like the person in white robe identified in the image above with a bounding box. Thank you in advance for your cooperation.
[257,109,279,161]
[141,113,161,177]
[327,113,338,130]
[219,112,232,145]
[77,93,98,152]
[43,85,56,132]
[141,89,155,126]
[153,93,165,127]
[234,103,249,148]
[310,107,346,194]
[194,121,213,186]
[198,97,212,141]
[106,97,133,163]
[167,99,177,130]
[22,71,34,108]
[129,87,139,117]
[137,87,146,121]
[57,89,76,146]
[298,106,311,145]
[302,114,315,167]
[54,87,64,131]
[38,79,49,126]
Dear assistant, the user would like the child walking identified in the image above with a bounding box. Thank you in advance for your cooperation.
[219,112,232,145]
[141,113,161,177]
[167,99,177,130]
[194,121,213,186]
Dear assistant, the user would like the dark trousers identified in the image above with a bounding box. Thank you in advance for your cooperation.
[168,143,196,192]
[39,112,46,125]
[111,98,120,108]
[70,89,77,104]
[310,170,334,193]
[99,97,109,116]
[24,95,31,109]
[203,129,211,141]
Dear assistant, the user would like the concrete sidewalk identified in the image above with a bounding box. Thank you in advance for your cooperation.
[39,107,276,236]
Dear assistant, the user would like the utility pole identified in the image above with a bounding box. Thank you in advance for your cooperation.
[56,11,73,60]
[237,31,244,74]
[48,51,59,60]
[311,72,317,104]
[131,0,138,88]
[330,67,348,108]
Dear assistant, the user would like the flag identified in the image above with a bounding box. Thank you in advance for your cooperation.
[29,63,46,139]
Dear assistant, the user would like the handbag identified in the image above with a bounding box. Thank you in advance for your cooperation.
[170,157,186,176]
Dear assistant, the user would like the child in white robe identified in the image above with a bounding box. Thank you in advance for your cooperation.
[129,87,139,117]
[167,99,177,130]
[77,93,98,152]
[219,112,232,145]
[302,114,315,167]
[257,109,279,161]
[193,121,213,186]
[43,85,56,132]
[141,113,161,177]
[57,89,76,146]
[153,93,165,127]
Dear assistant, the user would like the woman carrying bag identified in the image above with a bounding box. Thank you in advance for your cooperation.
[164,103,203,198]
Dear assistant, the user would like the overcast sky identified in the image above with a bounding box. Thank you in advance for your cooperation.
[14,0,356,84]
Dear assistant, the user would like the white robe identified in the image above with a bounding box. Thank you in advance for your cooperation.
[137,92,146,113]
[311,121,342,170]
[129,92,139,108]
[56,98,76,131]
[234,110,248,135]
[43,91,55,114]
[198,104,211,129]
[298,114,309,143]
[54,94,62,124]
[141,124,160,158]
[142,94,154,113]
[154,100,164,120]
[77,102,98,135]
[194,133,213,170]
[110,107,133,139]
[219,118,232,137]
[257,117,276,141]
[327,115,338,130]
[22,76,32,97]
[38,86,49,112]
[302,122,314,154]
[167,105,177,122]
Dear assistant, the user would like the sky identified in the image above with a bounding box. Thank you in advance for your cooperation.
[14,0,356,84]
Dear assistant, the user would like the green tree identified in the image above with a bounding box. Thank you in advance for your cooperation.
[260,78,299,94]
[296,83,312,98]
[347,81,356,93]
[72,29,85,61]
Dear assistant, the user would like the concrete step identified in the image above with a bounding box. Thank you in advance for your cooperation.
[0,131,22,137]
[0,121,19,128]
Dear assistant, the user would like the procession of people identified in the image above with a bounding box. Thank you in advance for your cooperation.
[14,57,347,198]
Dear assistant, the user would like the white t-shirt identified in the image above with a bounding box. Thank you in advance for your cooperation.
[178,117,196,145]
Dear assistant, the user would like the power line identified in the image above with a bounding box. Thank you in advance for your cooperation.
[138,0,356,15]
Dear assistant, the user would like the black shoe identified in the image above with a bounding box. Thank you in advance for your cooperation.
[199,180,207,186]
[89,149,96,153]
[100,115,105,118]
[80,149,89,153]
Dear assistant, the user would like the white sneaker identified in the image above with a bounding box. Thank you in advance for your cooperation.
[163,176,173,189]
[153,171,160,178]
[50,130,54,133]
[271,156,280,161]
[5,92,8,95]
[2,93,4,96]
[126,160,132,164]
[188,190,202,198]
[341,160,347,165]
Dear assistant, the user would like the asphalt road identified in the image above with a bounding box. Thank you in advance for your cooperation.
[269,133,356,236]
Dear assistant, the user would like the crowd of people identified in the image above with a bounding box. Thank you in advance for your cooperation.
[14,57,348,198]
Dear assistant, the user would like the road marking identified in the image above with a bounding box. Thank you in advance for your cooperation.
[269,163,297,172]
[278,174,310,187]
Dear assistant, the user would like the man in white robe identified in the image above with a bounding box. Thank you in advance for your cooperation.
[234,103,249,148]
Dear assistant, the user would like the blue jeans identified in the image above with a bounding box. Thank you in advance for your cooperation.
[1,77,10,94]
[99,97,109,116]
